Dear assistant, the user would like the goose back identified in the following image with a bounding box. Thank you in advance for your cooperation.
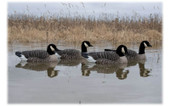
[126,49,138,60]
[88,51,121,64]
[22,50,49,59]
[88,51,119,61]
[57,49,81,59]
[27,55,58,62]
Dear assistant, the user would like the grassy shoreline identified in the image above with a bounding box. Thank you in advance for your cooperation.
[8,14,162,44]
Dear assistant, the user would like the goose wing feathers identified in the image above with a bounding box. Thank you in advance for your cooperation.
[126,49,138,59]
[57,49,81,59]
[88,51,119,61]
[22,50,49,59]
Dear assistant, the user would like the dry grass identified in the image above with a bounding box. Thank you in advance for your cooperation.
[8,13,162,44]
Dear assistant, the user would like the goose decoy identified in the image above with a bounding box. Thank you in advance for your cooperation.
[82,45,128,64]
[15,44,60,62]
[105,41,152,61]
[56,41,93,59]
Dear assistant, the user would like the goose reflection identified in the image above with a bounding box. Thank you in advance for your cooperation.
[57,59,82,66]
[81,63,129,80]
[127,59,151,77]
[15,62,59,78]
[116,69,129,80]
[138,61,151,77]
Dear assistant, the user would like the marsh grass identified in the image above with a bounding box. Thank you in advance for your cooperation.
[8,13,162,44]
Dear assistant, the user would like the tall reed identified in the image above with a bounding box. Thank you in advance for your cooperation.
[8,13,162,44]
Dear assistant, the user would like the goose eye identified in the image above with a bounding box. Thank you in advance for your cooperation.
[50,46,55,51]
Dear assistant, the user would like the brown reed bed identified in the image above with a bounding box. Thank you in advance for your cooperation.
[8,13,162,44]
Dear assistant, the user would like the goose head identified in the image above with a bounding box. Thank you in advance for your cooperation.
[139,41,152,54]
[81,41,93,52]
[116,45,128,57]
[82,41,93,47]
[47,44,61,58]
[141,41,152,48]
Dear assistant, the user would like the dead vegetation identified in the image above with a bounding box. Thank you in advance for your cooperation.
[8,13,162,44]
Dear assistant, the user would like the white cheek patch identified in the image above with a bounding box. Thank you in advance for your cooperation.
[121,47,125,54]
[84,42,89,48]
[50,46,55,51]
[144,42,147,47]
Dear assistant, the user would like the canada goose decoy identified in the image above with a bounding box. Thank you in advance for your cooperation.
[15,44,60,62]
[105,41,152,61]
[82,45,128,64]
[56,41,93,59]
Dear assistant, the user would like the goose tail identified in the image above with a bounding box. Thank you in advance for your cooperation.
[104,49,116,52]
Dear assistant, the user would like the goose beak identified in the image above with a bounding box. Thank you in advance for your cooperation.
[148,44,152,47]
[89,44,93,47]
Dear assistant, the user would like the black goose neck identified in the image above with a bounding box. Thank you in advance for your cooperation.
[56,48,60,51]
[81,52,88,58]
[139,43,145,54]
[81,43,87,52]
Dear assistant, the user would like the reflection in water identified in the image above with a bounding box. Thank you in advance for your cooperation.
[81,59,151,79]
[138,62,151,77]
[57,59,82,66]
[116,69,129,80]
[128,59,151,77]
[127,61,138,67]
[47,68,58,78]
[15,62,59,78]
[81,63,129,80]
[15,58,151,79]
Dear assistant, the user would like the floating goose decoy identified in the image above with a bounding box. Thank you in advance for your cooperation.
[105,41,152,61]
[82,45,128,64]
[57,41,93,59]
[15,44,60,62]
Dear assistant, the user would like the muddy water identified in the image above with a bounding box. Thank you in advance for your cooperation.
[8,42,162,103]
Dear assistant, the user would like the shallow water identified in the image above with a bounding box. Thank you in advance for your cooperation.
[8,42,162,103]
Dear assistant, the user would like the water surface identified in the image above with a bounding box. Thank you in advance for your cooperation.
[8,42,162,103]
